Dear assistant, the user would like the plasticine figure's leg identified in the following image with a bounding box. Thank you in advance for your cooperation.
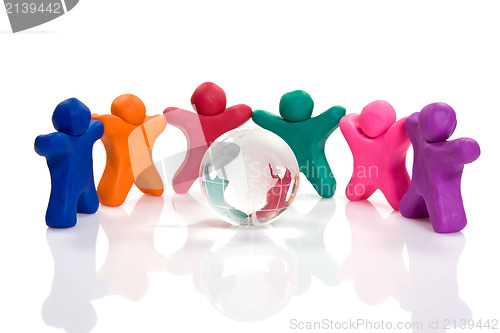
[303,156,337,198]
[426,186,467,233]
[345,177,377,202]
[172,145,208,194]
[97,165,134,207]
[77,171,100,214]
[399,184,429,219]
[135,164,164,196]
[46,183,78,228]
[380,170,411,211]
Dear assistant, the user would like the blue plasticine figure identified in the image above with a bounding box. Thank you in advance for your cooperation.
[35,98,104,228]
[252,90,346,198]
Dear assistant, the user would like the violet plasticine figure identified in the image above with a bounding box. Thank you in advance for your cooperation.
[399,103,480,233]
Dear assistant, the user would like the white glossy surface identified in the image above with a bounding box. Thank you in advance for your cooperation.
[1,1,499,332]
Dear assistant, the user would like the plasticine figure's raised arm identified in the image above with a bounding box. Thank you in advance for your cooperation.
[202,104,252,145]
[252,110,284,132]
[86,120,105,142]
[314,106,346,136]
[386,117,409,151]
[403,112,421,143]
[339,113,369,147]
[91,113,113,124]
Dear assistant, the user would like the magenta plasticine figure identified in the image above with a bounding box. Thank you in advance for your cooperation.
[399,103,480,233]
[339,100,411,210]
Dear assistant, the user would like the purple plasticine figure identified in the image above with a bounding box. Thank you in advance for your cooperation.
[399,103,480,233]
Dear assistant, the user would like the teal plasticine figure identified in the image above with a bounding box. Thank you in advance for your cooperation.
[252,90,346,198]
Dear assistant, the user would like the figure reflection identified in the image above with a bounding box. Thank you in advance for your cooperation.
[168,194,338,321]
[400,221,472,333]
[339,201,408,305]
[341,201,471,332]
[275,198,339,295]
[97,196,167,301]
[42,214,106,333]
[166,193,230,292]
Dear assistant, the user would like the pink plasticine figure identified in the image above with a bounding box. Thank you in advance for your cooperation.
[339,100,411,210]
[163,82,252,193]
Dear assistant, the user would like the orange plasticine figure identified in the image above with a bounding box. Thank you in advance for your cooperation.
[92,94,167,207]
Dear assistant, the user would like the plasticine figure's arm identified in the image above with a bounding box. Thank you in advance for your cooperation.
[314,106,346,138]
[252,110,284,132]
[404,112,421,144]
[163,108,193,130]
[35,132,70,156]
[213,104,252,133]
[196,105,252,145]
[450,138,481,164]
[143,115,167,144]
[90,114,117,136]
[91,113,112,124]
[318,106,347,126]
[339,113,363,144]
[86,120,105,142]
[387,117,410,148]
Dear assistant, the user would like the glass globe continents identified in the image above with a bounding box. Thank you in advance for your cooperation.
[200,128,300,226]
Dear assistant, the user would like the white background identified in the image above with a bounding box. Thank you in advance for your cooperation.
[1,1,499,332]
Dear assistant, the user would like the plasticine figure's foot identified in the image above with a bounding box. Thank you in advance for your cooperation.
[46,207,77,229]
[431,210,467,234]
[309,175,336,198]
[76,189,100,214]
[135,164,165,195]
[345,180,377,202]
[433,221,467,234]
[97,185,130,207]
[137,187,164,197]
[172,180,196,194]
[399,192,429,219]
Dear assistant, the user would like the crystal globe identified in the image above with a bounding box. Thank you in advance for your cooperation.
[200,128,300,226]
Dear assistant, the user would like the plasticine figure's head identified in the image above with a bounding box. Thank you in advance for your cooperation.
[191,82,227,116]
[52,98,91,136]
[358,100,396,138]
[111,94,146,125]
[279,90,314,122]
[418,103,457,142]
